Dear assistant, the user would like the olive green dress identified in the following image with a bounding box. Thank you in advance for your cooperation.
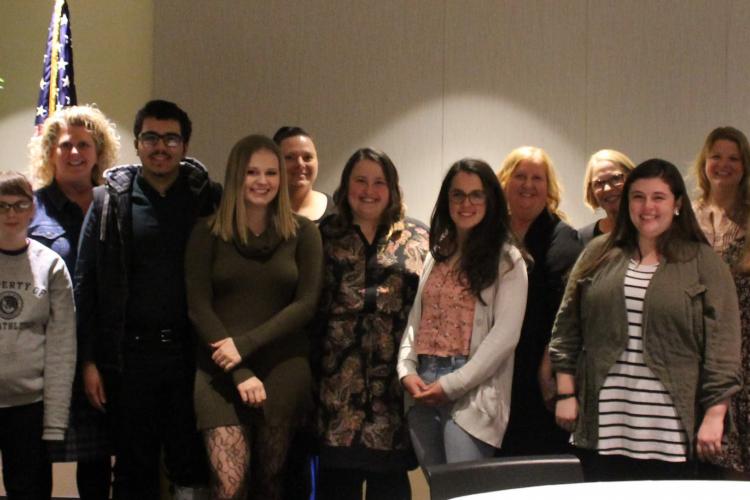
[185,216,323,428]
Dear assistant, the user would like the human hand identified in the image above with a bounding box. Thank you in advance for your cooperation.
[211,338,241,371]
[538,347,557,411]
[414,381,450,406]
[237,376,266,407]
[401,374,429,398]
[539,374,557,412]
[82,362,107,412]
[696,402,727,461]
[555,397,578,433]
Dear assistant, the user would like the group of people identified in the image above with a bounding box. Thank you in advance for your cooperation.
[1,97,749,500]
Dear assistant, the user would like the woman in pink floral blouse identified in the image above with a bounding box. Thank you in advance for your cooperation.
[315,148,429,499]
[397,158,528,468]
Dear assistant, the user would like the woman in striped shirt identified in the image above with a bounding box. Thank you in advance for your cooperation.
[550,159,742,481]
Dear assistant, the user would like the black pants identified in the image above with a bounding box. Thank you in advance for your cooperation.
[0,402,52,500]
[576,448,703,481]
[107,344,208,500]
[317,467,410,500]
[77,458,113,500]
[283,429,315,500]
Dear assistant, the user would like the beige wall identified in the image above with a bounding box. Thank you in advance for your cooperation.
[3,1,748,225]
[0,0,152,177]
[1,1,749,498]
[153,0,750,226]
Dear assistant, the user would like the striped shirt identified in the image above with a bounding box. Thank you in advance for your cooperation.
[596,260,688,462]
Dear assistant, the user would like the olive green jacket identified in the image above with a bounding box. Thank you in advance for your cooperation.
[549,238,741,457]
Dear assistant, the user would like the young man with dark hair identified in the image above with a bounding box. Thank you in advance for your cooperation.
[77,100,220,499]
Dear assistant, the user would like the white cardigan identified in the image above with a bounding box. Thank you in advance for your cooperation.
[396,244,527,447]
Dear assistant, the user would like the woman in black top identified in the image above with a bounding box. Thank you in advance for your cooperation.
[28,105,119,499]
[496,146,582,455]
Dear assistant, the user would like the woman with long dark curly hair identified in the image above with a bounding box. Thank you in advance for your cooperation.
[397,158,527,467]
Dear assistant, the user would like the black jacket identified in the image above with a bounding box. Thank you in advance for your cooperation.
[75,158,222,372]
[502,209,583,454]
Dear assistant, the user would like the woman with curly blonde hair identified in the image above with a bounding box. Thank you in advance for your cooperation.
[30,105,118,189]
[28,105,119,270]
[496,146,582,456]
[28,104,119,499]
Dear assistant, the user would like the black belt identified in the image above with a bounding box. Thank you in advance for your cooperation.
[126,327,185,344]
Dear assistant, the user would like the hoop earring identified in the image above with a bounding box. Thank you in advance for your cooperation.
[674,208,680,216]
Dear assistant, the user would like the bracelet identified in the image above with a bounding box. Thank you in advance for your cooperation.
[554,393,576,402]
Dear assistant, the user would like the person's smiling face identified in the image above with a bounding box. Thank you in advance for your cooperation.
[705,139,744,194]
[347,159,390,226]
[505,159,548,223]
[590,160,627,217]
[280,135,319,194]
[51,124,98,187]
[449,171,487,238]
[628,177,680,245]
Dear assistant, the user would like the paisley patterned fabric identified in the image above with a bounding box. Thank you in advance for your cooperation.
[316,217,429,470]
[710,235,750,472]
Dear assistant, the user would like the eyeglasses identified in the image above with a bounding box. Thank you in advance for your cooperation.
[591,173,625,191]
[449,189,487,205]
[137,132,183,149]
[0,200,33,214]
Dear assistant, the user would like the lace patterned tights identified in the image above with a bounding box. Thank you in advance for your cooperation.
[204,422,293,500]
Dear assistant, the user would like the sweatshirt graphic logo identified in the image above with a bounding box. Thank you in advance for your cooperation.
[0,291,22,320]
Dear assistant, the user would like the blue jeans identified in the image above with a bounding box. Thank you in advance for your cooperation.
[407,355,495,468]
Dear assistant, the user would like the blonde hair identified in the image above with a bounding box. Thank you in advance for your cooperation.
[28,105,120,189]
[497,146,566,220]
[582,149,636,210]
[210,134,297,244]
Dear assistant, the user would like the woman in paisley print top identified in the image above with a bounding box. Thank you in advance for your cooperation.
[315,147,429,500]
[692,126,750,476]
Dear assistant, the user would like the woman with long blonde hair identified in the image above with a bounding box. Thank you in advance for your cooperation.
[692,126,750,475]
[185,134,323,499]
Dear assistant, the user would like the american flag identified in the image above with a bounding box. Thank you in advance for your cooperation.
[35,0,77,127]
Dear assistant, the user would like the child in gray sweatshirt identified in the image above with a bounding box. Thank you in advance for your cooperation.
[0,171,75,497]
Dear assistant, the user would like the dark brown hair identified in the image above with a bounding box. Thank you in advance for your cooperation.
[332,147,404,229]
[0,171,34,200]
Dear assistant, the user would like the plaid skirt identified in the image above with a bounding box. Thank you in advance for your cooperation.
[47,381,112,462]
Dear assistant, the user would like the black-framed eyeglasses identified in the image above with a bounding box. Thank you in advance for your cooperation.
[138,132,183,149]
[0,200,33,214]
[449,189,487,205]
[591,172,625,190]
